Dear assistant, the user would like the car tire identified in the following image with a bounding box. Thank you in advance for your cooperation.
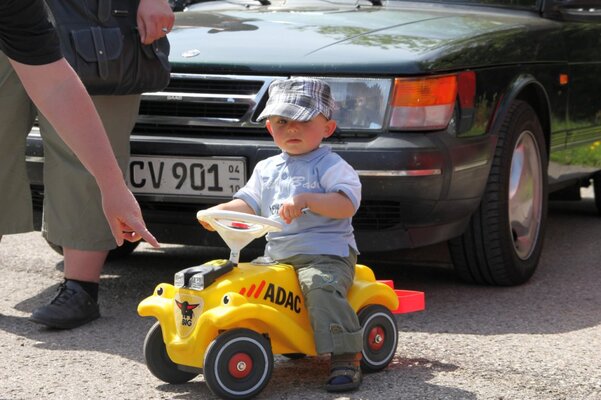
[448,100,548,285]
[143,322,199,384]
[203,329,273,400]
[45,239,140,261]
[358,305,398,373]
[593,172,601,215]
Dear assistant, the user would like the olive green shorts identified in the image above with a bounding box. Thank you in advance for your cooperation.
[0,53,140,250]
[279,249,363,355]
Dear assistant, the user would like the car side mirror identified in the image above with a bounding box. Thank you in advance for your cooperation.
[544,0,601,22]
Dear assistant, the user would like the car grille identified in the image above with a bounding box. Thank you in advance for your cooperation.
[136,200,402,231]
[165,77,265,95]
[134,73,282,137]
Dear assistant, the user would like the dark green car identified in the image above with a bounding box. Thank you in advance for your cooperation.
[26,0,601,285]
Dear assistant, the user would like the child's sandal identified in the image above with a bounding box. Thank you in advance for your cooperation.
[325,366,362,392]
[325,353,363,392]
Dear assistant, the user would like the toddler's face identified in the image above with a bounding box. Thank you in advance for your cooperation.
[266,114,336,155]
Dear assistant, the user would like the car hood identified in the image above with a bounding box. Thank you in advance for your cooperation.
[169,1,562,75]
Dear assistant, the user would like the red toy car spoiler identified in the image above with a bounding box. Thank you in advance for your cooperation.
[377,280,425,314]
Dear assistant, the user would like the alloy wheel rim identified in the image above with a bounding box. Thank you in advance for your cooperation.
[508,130,543,260]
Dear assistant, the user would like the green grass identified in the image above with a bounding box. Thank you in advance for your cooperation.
[551,141,601,167]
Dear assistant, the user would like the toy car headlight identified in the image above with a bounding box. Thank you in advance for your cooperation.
[189,274,205,291]
[174,271,185,288]
[174,268,208,289]
[173,261,234,290]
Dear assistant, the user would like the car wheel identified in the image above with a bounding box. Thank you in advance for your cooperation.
[358,305,398,373]
[449,100,548,285]
[593,172,601,215]
[45,238,140,261]
[143,322,199,384]
[203,329,273,400]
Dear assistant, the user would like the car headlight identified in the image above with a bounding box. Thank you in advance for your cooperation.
[303,76,392,131]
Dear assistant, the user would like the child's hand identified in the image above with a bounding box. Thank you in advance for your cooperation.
[198,200,254,230]
[279,196,307,224]
[199,219,215,231]
[198,206,219,231]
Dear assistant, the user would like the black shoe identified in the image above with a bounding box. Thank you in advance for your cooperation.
[30,280,100,329]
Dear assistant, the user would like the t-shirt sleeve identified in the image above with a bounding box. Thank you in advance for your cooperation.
[233,161,264,215]
[320,157,362,212]
[0,0,62,65]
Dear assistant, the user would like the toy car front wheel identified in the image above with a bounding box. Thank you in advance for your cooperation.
[203,329,273,400]
[143,322,199,384]
[358,305,398,372]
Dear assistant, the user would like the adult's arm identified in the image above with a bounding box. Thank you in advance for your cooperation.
[9,57,159,248]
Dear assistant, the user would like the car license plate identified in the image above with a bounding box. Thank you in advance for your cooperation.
[127,156,246,197]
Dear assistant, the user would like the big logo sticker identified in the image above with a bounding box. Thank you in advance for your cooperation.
[173,293,203,338]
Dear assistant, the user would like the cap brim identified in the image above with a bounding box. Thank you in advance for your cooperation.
[257,102,321,122]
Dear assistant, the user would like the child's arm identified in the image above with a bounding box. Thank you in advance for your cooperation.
[279,192,355,224]
[199,199,255,231]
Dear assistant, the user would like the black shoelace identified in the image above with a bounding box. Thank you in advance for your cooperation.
[50,283,76,305]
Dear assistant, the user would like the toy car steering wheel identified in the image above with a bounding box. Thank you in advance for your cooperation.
[197,210,283,264]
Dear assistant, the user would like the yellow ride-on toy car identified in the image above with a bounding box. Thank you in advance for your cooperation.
[138,210,425,399]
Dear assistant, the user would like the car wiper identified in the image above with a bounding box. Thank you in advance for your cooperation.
[171,0,270,11]
[353,0,383,7]
[179,0,385,10]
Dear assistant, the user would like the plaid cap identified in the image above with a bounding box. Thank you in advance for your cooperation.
[257,78,335,122]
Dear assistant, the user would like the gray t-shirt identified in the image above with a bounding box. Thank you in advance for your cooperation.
[235,146,361,260]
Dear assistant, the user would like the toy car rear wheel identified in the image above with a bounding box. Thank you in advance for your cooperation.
[143,322,199,384]
[203,328,273,400]
[358,305,398,372]
[282,353,306,360]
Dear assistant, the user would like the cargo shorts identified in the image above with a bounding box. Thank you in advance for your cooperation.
[0,53,140,250]
[278,249,363,355]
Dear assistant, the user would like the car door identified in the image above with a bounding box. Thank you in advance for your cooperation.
[545,1,601,151]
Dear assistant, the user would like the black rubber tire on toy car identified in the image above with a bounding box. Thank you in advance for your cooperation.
[281,353,306,360]
[448,100,548,286]
[46,238,140,261]
[358,305,398,373]
[203,328,273,400]
[143,322,199,384]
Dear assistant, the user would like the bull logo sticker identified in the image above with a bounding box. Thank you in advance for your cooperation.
[176,300,200,321]
[173,294,203,337]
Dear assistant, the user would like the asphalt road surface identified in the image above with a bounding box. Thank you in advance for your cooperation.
[1,193,600,400]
